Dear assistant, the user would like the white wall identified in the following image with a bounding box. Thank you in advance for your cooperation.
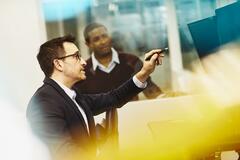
[0,0,46,110]
[0,1,50,159]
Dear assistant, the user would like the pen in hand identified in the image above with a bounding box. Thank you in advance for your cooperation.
[145,48,168,61]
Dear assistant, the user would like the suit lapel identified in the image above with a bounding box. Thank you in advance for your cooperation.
[75,98,96,141]
[43,77,89,133]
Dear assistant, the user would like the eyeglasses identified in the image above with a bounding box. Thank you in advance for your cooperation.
[57,52,80,60]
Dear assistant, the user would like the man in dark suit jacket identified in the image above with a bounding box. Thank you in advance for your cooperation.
[26,35,164,160]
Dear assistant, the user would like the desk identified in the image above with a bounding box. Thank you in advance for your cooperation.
[117,95,240,159]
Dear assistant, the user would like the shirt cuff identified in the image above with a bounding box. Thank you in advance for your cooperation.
[133,75,147,89]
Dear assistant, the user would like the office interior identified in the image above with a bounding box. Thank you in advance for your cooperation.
[1,0,240,159]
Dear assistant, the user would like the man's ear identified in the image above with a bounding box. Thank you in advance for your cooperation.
[53,59,63,72]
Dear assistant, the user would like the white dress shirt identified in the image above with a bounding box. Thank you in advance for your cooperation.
[53,79,90,133]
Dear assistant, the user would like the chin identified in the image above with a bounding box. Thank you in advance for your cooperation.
[76,75,86,82]
[81,75,86,80]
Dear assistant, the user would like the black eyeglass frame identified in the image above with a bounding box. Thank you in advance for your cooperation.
[57,52,80,60]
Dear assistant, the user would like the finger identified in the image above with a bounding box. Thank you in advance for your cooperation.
[145,49,162,59]
[159,58,162,65]
[160,56,164,64]
[156,59,160,65]
[159,53,165,57]
[154,53,164,65]
[150,54,159,64]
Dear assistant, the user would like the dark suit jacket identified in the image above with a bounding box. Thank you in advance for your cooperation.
[26,77,143,158]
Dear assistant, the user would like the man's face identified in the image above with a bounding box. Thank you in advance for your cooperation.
[60,42,87,81]
[87,27,112,57]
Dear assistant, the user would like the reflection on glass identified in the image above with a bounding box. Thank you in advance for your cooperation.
[40,0,238,92]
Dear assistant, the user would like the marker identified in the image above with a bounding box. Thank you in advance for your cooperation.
[145,48,168,61]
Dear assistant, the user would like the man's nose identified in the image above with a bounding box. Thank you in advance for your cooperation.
[80,58,87,66]
[99,37,108,45]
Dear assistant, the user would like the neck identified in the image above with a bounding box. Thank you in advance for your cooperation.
[51,73,75,89]
[94,51,112,67]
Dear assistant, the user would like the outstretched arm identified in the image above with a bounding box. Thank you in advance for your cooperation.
[78,49,164,115]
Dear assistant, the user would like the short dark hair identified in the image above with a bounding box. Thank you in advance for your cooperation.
[83,22,107,43]
[37,35,76,77]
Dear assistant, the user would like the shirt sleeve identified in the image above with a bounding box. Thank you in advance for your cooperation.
[132,75,147,89]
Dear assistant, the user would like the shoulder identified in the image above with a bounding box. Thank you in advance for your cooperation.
[32,83,60,99]
[118,53,143,71]
[118,52,142,64]
[27,84,63,114]
[118,52,139,60]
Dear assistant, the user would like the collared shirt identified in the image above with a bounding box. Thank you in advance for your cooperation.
[52,79,89,133]
[91,48,120,73]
